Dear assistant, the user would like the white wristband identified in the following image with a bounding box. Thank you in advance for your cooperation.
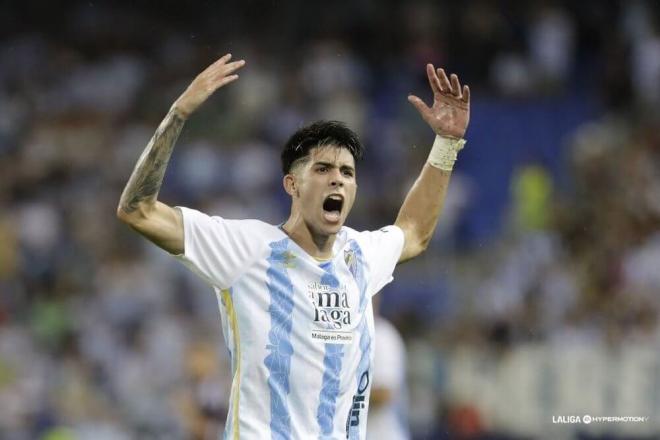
[427,135,466,171]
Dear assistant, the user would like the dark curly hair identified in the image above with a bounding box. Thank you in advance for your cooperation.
[281,120,364,175]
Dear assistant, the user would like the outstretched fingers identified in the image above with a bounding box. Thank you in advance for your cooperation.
[450,73,462,99]
[202,54,233,77]
[174,53,246,116]
[413,64,471,138]
[213,53,233,66]
[200,59,245,93]
[435,67,469,102]
[408,94,430,116]
[202,54,245,79]
[217,74,240,88]
[216,59,245,78]
[436,68,452,94]
[426,64,443,95]
[426,65,469,101]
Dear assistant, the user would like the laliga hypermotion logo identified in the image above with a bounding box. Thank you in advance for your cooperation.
[552,414,649,424]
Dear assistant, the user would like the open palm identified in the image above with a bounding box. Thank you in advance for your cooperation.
[408,64,470,139]
[174,53,246,118]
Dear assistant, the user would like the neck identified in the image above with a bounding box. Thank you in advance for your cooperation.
[282,215,336,260]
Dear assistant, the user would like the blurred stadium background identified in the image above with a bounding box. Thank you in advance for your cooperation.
[1,0,660,439]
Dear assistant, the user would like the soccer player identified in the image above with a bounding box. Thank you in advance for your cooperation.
[117,53,470,439]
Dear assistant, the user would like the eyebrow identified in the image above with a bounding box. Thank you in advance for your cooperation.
[314,161,356,173]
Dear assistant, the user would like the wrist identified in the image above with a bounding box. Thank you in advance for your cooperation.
[426,135,466,171]
[435,132,464,140]
[171,101,191,120]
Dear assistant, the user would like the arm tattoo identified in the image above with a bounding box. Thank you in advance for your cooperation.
[119,108,185,213]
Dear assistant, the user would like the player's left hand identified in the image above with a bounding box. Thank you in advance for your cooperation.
[408,64,470,139]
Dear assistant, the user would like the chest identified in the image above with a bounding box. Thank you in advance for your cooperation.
[239,250,370,341]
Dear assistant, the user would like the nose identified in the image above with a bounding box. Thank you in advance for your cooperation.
[329,169,344,187]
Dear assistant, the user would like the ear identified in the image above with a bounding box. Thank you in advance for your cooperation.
[283,174,297,197]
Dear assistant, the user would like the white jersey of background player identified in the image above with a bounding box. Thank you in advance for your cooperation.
[117,53,470,439]
[367,314,410,440]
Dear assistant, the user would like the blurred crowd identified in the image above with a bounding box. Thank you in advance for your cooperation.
[1,1,659,439]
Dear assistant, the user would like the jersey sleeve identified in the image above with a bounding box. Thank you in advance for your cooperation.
[173,206,263,289]
[358,225,405,296]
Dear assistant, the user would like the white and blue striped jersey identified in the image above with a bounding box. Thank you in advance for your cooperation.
[174,207,404,439]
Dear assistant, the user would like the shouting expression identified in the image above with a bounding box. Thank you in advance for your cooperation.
[285,145,357,237]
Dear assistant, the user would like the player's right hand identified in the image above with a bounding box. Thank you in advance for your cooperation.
[173,53,245,118]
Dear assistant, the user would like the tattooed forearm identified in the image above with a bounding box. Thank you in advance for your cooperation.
[119,108,185,214]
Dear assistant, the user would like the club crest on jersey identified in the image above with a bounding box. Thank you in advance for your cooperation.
[344,249,356,273]
[280,250,296,268]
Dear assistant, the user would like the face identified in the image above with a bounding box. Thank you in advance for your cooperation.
[286,145,357,236]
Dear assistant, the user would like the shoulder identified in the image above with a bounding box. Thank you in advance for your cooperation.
[179,207,285,246]
[221,217,279,232]
[216,218,286,244]
[341,224,404,246]
[182,207,278,231]
[339,225,360,240]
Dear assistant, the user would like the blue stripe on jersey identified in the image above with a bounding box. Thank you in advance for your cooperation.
[346,240,368,312]
[264,238,295,440]
[316,262,345,438]
[319,261,339,288]
[346,240,371,439]
[318,344,344,438]
[348,318,371,440]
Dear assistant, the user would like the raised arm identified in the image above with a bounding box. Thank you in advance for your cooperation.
[394,64,470,263]
[117,53,245,254]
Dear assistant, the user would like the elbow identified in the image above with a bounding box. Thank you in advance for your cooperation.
[410,227,432,256]
[411,237,430,259]
[116,205,134,225]
[396,221,432,261]
[418,236,431,254]
[400,232,430,263]
[116,203,149,226]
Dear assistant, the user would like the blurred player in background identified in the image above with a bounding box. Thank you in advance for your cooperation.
[116,53,470,438]
[367,297,410,440]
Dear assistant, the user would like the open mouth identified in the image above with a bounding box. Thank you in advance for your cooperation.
[322,195,344,223]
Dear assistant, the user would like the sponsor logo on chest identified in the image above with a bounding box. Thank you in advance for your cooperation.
[307,281,354,344]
